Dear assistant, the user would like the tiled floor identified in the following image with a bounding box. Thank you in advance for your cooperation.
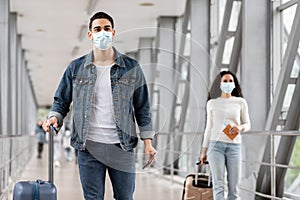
[11,144,183,200]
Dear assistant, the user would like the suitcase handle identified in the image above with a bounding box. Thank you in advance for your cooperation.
[48,125,56,183]
[196,160,209,165]
[195,161,211,186]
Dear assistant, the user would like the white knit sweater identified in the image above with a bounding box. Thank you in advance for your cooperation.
[202,97,251,148]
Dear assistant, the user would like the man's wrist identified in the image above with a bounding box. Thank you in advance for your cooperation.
[143,139,152,146]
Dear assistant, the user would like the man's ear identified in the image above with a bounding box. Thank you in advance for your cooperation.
[87,31,93,40]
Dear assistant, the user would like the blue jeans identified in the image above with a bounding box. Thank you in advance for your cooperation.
[207,141,241,200]
[78,141,136,200]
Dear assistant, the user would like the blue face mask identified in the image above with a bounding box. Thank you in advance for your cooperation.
[92,30,113,50]
[220,82,235,94]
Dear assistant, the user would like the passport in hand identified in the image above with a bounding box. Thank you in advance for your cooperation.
[223,124,238,140]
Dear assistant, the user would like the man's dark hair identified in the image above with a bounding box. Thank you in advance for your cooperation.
[89,11,114,30]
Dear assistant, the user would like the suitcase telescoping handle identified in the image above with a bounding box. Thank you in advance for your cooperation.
[49,125,57,183]
[195,161,211,186]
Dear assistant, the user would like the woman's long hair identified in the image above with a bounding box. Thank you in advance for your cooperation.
[207,70,243,101]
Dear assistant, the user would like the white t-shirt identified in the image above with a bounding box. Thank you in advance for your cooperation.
[87,63,119,144]
[202,96,251,148]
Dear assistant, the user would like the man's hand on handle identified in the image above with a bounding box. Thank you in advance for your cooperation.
[42,116,59,133]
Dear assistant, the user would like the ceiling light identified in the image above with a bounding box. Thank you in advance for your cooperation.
[139,2,154,7]
[36,29,45,32]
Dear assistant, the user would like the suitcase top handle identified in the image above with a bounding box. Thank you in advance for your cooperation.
[36,179,46,184]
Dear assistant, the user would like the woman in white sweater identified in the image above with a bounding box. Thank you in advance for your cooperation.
[199,70,251,200]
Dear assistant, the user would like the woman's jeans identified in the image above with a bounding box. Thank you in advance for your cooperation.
[77,140,136,200]
[207,141,241,200]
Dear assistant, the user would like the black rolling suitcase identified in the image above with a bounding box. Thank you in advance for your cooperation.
[182,161,213,200]
[13,126,57,200]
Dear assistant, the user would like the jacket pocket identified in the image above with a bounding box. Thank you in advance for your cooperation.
[118,77,135,98]
[73,76,91,97]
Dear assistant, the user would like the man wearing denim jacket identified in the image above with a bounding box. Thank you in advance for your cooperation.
[43,12,156,200]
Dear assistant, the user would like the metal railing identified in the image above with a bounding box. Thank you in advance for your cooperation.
[145,130,300,199]
[1,131,299,199]
[0,135,35,200]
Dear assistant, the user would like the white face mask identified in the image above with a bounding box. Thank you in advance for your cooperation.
[92,30,113,50]
[220,82,235,94]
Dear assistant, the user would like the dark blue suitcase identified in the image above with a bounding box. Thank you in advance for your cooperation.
[13,126,57,200]
[13,180,56,200]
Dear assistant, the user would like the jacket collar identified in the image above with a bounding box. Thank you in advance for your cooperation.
[84,47,126,68]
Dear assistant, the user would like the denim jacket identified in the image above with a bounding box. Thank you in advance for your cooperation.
[48,47,155,151]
